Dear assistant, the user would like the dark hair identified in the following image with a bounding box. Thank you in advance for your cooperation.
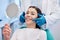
[29,6,42,29]
[29,6,42,15]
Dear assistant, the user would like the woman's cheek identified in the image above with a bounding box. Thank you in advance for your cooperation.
[32,16,37,19]
[25,15,27,19]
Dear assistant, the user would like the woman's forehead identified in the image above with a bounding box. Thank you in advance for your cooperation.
[28,8,37,12]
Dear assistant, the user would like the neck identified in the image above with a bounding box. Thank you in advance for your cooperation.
[27,23,36,29]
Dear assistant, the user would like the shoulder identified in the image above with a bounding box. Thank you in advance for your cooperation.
[15,29,24,32]
[38,29,46,34]
[14,28,26,33]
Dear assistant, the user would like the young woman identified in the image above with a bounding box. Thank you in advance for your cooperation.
[10,6,47,40]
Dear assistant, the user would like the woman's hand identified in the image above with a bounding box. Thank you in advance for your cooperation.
[3,24,12,40]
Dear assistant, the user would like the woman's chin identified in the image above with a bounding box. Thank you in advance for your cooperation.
[26,22,31,25]
[25,20,33,25]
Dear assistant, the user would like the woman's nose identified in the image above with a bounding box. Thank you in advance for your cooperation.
[26,14,32,19]
[27,14,31,17]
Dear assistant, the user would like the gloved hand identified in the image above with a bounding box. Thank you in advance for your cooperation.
[0,19,2,21]
[19,12,25,23]
[33,13,46,26]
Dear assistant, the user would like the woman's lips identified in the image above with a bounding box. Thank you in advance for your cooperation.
[25,17,32,21]
[26,18,32,21]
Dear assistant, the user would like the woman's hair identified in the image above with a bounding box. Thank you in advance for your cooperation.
[28,6,42,29]
[29,6,42,15]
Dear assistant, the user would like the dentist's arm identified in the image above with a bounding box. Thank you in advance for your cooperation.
[44,7,60,28]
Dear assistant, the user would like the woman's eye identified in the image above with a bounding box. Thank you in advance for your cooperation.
[26,12,29,14]
[31,12,35,15]
[31,13,35,15]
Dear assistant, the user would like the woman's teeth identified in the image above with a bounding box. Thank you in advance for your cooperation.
[26,18,32,20]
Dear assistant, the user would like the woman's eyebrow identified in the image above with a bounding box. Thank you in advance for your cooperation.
[31,11,36,13]
[27,11,29,13]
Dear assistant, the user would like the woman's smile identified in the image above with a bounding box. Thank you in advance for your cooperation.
[25,17,32,21]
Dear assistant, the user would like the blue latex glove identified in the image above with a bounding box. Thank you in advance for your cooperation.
[19,12,25,23]
[33,13,46,26]
[0,19,2,22]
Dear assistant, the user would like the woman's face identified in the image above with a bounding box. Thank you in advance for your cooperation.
[25,8,38,25]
